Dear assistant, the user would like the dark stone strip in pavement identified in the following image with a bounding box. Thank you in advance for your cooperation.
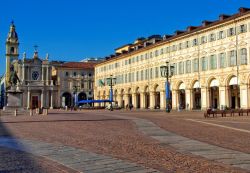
[107,114,250,171]
[0,137,161,173]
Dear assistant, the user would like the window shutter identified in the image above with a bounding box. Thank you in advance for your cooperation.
[217,32,220,39]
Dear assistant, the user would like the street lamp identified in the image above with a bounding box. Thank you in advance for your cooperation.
[106,75,116,111]
[73,85,80,107]
[160,61,175,113]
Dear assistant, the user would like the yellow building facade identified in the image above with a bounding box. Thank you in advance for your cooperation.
[94,8,250,110]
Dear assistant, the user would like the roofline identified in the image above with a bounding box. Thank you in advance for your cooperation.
[96,7,250,67]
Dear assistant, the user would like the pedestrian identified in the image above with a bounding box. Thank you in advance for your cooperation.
[129,103,133,110]
[178,103,181,111]
[126,104,129,110]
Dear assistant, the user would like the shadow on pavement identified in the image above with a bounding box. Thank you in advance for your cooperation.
[0,117,61,172]
[1,118,127,124]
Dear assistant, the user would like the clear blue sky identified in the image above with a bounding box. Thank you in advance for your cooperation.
[0,0,249,75]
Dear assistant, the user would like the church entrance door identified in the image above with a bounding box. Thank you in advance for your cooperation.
[32,96,39,109]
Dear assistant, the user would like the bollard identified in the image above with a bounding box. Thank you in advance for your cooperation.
[30,109,33,116]
[43,109,45,115]
[14,109,17,116]
[43,108,48,116]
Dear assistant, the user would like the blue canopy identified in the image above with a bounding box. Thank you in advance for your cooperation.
[78,100,111,104]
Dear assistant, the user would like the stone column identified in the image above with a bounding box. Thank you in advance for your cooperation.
[149,91,156,109]
[219,85,227,109]
[160,91,166,110]
[171,90,177,110]
[132,93,137,108]
[41,90,44,108]
[47,66,49,85]
[46,91,49,108]
[124,94,129,108]
[22,65,25,81]
[185,89,192,110]
[227,86,231,108]
[140,92,146,109]
[42,66,44,81]
[201,87,209,110]
[27,90,31,109]
[50,91,54,109]
[240,84,248,109]
[118,94,123,107]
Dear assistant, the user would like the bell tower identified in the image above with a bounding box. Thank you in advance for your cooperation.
[6,21,19,86]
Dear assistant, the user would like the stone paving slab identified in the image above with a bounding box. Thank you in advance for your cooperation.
[107,114,250,171]
[0,137,161,173]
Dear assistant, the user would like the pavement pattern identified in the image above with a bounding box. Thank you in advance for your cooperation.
[0,137,160,173]
[107,113,250,171]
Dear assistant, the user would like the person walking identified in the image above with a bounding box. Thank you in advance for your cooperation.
[129,103,133,111]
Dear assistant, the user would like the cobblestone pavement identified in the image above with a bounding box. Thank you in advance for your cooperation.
[117,110,250,154]
[0,137,159,173]
[105,113,250,171]
[0,146,78,173]
[0,110,249,172]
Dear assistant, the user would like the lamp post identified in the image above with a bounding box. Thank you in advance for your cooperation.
[160,61,174,113]
[106,75,116,111]
[73,85,80,107]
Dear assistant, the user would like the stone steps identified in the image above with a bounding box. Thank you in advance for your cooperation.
[1,110,29,116]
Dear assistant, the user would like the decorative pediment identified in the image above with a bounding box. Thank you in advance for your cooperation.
[239,41,247,47]
[192,53,198,57]
[228,43,236,49]
[209,49,216,53]
[218,46,226,52]
[201,51,207,56]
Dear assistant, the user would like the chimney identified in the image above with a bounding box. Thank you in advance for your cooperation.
[202,20,213,27]
[115,52,121,56]
[122,50,128,54]
[174,30,185,36]
[219,14,231,21]
[163,34,173,40]
[239,7,250,14]
[187,26,198,32]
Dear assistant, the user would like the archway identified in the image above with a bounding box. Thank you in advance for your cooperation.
[78,92,87,101]
[178,82,186,109]
[121,89,125,108]
[228,76,240,109]
[192,81,201,110]
[155,85,160,109]
[62,92,72,107]
[209,79,219,109]
[128,88,132,105]
[135,87,141,108]
[145,86,150,109]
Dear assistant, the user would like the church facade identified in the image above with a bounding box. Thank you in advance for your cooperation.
[1,22,97,110]
[5,22,57,109]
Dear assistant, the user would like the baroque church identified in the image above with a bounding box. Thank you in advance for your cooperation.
[3,22,57,109]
